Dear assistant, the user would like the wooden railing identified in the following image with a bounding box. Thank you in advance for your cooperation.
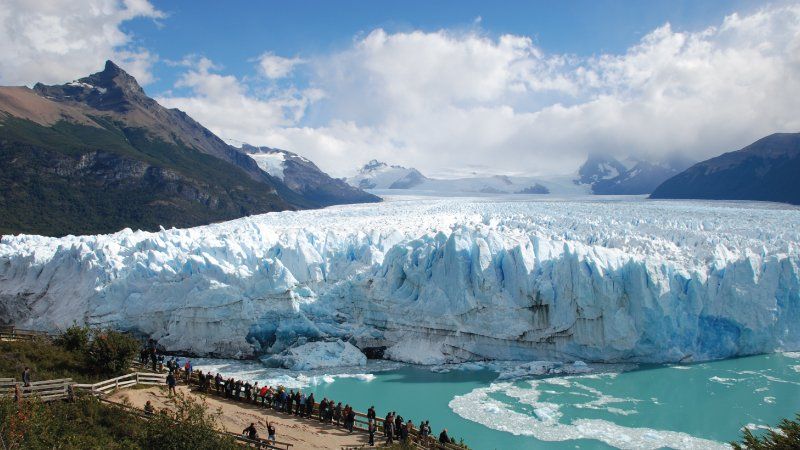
[186,373,465,450]
[0,378,73,402]
[100,397,292,450]
[0,326,52,341]
[73,372,166,395]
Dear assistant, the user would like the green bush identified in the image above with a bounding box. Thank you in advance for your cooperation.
[55,324,91,352]
[85,330,139,376]
[733,413,800,449]
[0,327,141,382]
[140,393,239,450]
[0,394,239,449]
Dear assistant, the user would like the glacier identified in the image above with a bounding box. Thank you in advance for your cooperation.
[1,196,799,365]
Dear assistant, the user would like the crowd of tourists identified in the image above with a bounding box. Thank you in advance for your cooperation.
[185,369,463,447]
[142,340,465,448]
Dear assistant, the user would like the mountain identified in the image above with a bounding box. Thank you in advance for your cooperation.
[239,144,380,206]
[0,61,358,237]
[345,160,588,195]
[347,160,429,190]
[650,133,800,204]
[576,154,694,195]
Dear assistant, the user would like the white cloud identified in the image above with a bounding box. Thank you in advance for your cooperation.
[156,4,800,177]
[0,0,163,86]
[157,56,323,145]
[256,52,305,79]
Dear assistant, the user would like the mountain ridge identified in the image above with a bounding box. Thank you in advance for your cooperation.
[0,60,375,236]
[650,132,800,204]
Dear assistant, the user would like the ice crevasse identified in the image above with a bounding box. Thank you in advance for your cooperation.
[0,198,799,365]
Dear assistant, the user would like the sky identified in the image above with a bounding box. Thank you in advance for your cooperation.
[1,0,799,177]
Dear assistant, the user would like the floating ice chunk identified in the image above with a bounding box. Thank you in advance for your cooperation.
[261,340,367,370]
[449,382,728,450]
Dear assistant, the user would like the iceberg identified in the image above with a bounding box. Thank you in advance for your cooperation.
[0,197,798,364]
[262,340,367,370]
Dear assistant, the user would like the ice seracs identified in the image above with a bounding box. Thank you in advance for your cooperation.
[262,340,367,370]
[0,197,798,366]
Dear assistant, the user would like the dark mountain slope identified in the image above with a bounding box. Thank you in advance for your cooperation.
[0,61,311,236]
[243,145,380,206]
[650,133,800,205]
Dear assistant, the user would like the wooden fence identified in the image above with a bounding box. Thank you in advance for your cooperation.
[0,326,52,342]
[100,397,292,450]
[73,372,166,396]
[0,378,73,402]
[187,373,464,450]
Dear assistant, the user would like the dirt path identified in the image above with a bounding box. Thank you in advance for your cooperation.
[109,385,371,450]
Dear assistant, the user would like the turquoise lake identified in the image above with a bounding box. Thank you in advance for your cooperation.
[194,353,800,449]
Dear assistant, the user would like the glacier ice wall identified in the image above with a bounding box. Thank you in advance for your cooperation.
[1,198,799,363]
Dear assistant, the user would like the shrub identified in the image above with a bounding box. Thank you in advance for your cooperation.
[140,393,239,450]
[55,324,91,352]
[0,394,238,449]
[733,413,800,449]
[85,330,139,376]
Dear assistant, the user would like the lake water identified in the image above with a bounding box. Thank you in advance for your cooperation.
[192,353,800,450]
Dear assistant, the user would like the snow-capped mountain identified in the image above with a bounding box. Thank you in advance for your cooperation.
[2,198,797,366]
[347,160,587,195]
[231,143,380,207]
[576,154,694,195]
[347,160,429,190]
[651,132,800,205]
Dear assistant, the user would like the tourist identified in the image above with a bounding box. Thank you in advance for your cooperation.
[383,413,391,437]
[394,414,403,437]
[334,402,342,426]
[367,405,376,426]
[325,400,334,423]
[439,428,450,444]
[267,421,276,443]
[368,420,376,446]
[166,371,177,396]
[144,400,154,416]
[244,381,252,401]
[346,406,356,433]
[420,420,431,437]
[281,389,289,412]
[259,385,269,406]
[404,420,414,442]
[318,398,327,421]
[243,422,258,440]
[384,413,395,444]
[215,373,223,393]
[184,360,192,381]
[306,393,315,417]
[297,391,305,416]
[21,367,30,387]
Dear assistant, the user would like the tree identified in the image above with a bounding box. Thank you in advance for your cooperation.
[85,330,139,376]
[733,414,800,449]
[55,324,91,352]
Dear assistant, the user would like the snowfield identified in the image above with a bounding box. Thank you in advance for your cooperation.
[1,197,799,366]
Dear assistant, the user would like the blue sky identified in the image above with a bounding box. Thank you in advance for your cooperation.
[2,0,798,176]
[127,0,762,96]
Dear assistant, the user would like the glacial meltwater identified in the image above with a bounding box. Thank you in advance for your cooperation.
[193,352,800,450]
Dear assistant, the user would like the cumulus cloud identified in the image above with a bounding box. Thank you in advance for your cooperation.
[157,56,324,145]
[256,52,305,79]
[159,4,800,177]
[0,0,163,85]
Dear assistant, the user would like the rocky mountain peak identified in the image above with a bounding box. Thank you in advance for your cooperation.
[32,60,149,112]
